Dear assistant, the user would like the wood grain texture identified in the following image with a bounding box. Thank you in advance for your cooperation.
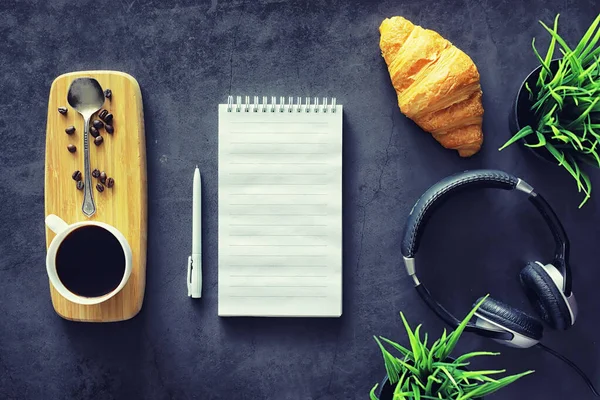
[44,71,147,322]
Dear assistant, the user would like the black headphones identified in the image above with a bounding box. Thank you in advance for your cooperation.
[401,169,578,349]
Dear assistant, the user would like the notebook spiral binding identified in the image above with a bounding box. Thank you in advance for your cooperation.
[226,95,337,113]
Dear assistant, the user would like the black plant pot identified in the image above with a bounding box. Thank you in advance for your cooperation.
[509,58,596,167]
[375,375,396,399]
[509,59,560,163]
[376,374,484,400]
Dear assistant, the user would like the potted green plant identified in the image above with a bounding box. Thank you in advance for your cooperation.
[370,296,533,400]
[500,14,600,207]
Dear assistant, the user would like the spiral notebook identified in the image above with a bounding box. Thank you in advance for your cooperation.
[218,96,343,317]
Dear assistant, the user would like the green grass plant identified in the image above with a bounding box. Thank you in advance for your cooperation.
[500,14,600,207]
[370,296,533,399]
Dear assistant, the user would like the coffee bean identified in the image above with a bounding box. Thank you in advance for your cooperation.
[92,168,100,178]
[90,126,99,138]
[105,124,114,134]
[76,180,84,190]
[67,144,76,153]
[58,107,68,115]
[94,135,104,146]
[65,126,76,135]
[106,177,114,188]
[104,89,112,99]
[72,170,82,181]
[104,113,113,123]
[99,171,107,184]
[96,183,105,192]
[92,119,104,129]
[99,109,108,120]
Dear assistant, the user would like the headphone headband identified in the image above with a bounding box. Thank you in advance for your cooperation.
[528,193,571,294]
[401,169,571,334]
[401,170,519,258]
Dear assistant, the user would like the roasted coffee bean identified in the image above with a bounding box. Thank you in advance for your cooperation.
[76,180,84,190]
[106,177,114,188]
[67,144,77,153]
[99,171,107,184]
[65,126,76,135]
[58,107,68,115]
[104,113,113,123]
[92,169,100,178]
[90,126,99,138]
[105,124,114,134]
[94,135,104,146]
[92,119,104,129]
[72,170,82,181]
[99,109,108,120]
[96,183,105,192]
[104,89,112,99]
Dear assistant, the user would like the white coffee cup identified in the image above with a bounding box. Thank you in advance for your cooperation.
[45,214,133,305]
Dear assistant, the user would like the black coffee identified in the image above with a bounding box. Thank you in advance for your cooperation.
[56,226,125,297]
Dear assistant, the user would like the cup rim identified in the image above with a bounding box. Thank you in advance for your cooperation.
[46,220,132,305]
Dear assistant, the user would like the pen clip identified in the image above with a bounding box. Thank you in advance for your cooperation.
[187,255,192,297]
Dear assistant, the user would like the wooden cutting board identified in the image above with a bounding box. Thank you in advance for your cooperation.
[44,71,147,322]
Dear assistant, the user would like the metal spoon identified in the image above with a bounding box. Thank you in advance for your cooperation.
[67,78,105,217]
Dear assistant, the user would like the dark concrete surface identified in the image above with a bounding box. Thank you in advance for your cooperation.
[1,0,600,399]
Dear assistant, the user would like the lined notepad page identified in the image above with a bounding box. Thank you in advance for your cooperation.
[218,101,343,317]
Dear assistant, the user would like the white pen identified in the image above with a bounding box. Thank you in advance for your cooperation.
[187,166,202,298]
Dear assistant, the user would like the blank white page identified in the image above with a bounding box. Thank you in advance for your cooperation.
[218,99,343,317]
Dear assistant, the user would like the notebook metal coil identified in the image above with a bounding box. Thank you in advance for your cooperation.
[226,95,337,113]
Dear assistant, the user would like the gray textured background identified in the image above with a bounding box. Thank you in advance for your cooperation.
[1,0,600,399]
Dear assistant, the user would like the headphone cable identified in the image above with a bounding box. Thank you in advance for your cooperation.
[536,342,600,396]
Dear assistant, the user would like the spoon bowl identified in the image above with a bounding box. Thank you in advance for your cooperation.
[67,78,105,117]
[67,78,105,217]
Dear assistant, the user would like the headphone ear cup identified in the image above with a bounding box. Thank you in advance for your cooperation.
[475,296,543,341]
[520,261,572,330]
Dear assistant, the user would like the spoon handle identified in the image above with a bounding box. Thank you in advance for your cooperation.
[82,116,96,217]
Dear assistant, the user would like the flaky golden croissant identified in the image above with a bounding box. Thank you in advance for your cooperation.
[379,16,484,157]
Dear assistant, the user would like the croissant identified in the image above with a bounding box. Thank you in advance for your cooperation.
[379,16,484,157]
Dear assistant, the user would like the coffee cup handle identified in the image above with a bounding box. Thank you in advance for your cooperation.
[45,214,69,234]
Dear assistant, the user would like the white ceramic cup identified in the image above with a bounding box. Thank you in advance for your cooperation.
[45,214,133,305]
